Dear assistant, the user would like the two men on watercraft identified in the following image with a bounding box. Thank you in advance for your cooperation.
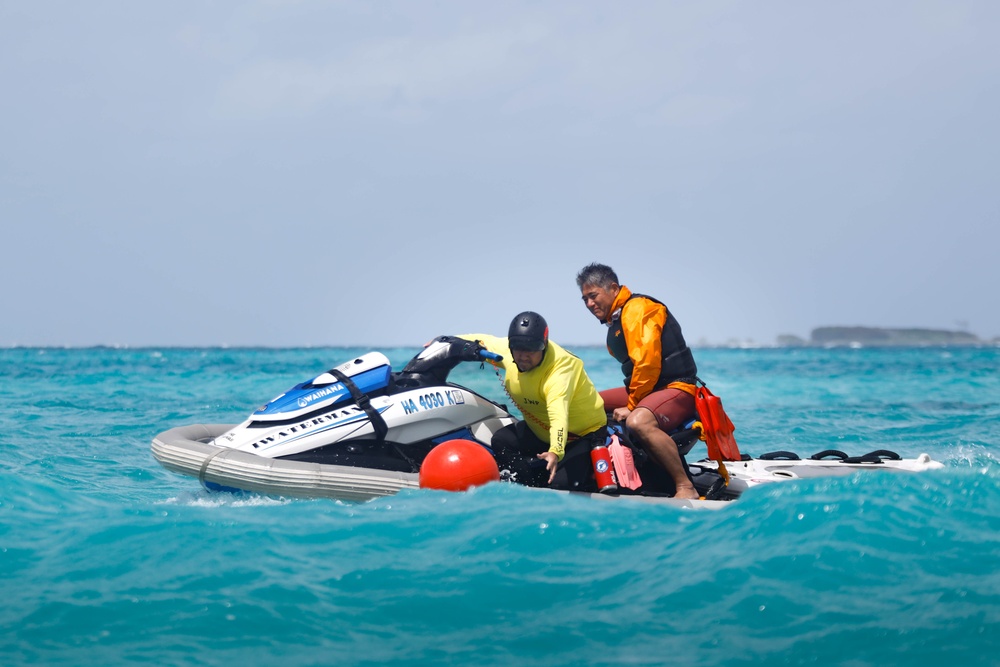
[576,263,701,500]
[459,312,608,488]
[456,263,702,498]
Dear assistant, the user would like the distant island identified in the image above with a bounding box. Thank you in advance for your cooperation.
[775,326,990,347]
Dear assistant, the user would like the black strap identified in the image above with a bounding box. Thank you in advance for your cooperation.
[329,368,388,445]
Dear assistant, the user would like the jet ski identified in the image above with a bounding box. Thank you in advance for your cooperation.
[151,336,944,505]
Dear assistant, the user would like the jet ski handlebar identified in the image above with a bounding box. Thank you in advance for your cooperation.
[401,335,502,382]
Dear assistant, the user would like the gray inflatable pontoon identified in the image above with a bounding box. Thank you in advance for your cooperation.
[152,424,421,502]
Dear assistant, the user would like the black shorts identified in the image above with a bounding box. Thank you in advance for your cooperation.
[491,421,606,491]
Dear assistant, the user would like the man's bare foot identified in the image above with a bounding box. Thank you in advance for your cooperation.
[673,484,700,500]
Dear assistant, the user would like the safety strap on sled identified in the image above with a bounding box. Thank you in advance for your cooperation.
[329,368,388,445]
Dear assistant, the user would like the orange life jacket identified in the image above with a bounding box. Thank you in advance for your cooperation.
[694,383,741,462]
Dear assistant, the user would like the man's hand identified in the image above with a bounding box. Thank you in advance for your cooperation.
[536,451,559,484]
[612,406,632,423]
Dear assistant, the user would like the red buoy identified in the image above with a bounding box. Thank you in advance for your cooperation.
[419,439,500,492]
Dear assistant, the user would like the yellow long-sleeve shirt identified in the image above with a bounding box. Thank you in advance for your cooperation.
[460,334,606,460]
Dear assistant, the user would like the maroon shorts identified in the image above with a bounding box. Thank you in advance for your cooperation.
[601,385,695,432]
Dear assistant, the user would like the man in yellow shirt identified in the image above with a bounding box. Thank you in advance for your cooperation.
[576,263,700,499]
[461,311,607,488]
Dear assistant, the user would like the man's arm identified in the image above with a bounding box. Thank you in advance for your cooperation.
[623,299,667,409]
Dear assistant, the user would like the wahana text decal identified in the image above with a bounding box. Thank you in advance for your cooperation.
[295,384,344,408]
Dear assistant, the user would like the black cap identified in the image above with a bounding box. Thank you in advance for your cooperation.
[508,311,549,352]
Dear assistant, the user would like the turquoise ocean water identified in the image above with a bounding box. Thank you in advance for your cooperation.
[1,346,997,666]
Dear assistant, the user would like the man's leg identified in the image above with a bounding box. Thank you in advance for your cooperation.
[491,422,549,487]
[550,431,604,492]
[624,407,699,499]
[599,386,629,412]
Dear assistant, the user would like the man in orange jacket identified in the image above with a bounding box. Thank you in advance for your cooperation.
[576,263,700,499]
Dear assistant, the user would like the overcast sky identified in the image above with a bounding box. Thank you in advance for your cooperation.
[2,1,997,347]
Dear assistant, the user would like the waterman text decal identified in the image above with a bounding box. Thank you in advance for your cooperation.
[250,406,362,449]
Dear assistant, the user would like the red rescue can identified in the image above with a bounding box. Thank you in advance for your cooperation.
[590,443,618,493]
